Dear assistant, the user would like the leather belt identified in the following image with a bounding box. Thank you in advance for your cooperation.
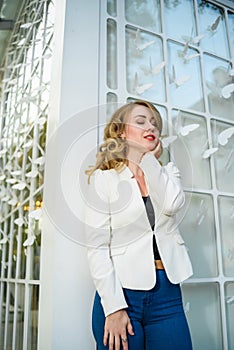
[154,259,164,270]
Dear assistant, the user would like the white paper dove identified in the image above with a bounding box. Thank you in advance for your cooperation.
[179,124,200,136]
[134,29,155,52]
[217,127,234,146]
[14,217,25,227]
[28,208,42,220]
[12,182,27,190]
[221,83,234,99]
[202,147,218,159]
[23,235,36,247]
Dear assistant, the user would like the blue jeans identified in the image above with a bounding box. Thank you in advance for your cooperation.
[92,269,192,350]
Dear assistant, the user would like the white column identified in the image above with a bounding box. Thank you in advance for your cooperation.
[38,1,100,349]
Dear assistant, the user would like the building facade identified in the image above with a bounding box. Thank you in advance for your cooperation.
[0,0,234,349]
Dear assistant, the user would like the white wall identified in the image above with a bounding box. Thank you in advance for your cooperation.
[38,1,100,348]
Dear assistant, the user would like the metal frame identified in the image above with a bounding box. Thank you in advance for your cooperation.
[0,0,54,349]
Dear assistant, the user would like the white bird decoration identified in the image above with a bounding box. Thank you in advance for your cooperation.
[217,127,234,146]
[202,147,218,159]
[134,29,155,52]
[23,235,36,247]
[179,124,200,136]
[221,83,234,99]
[28,208,42,220]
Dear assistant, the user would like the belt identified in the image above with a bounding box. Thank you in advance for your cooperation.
[154,259,164,270]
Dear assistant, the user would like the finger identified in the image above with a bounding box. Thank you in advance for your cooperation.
[115,335,121,350]
[121,335,128,350]
[103,329,109,346]
[108,333,114,350]
[127,320,134,335]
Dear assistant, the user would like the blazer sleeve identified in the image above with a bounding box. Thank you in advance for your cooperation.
[85,169,128,317]
[139,153,185,216]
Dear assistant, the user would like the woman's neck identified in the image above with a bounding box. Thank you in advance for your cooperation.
[127,150,144,178]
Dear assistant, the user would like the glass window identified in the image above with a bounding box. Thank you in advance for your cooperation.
[107,19,117,89]
[228,12,234,58]
[167,41,204,111]
[164,0,196,42]
[182,283,223,350]
[204,54,234,119]
[171,110,211,189]
[126,26,165,102]
[178,192,218,277]
[107,0,116,17]
[107,92,118,118]
[197,0,229,58]
[218,196,234,277]
[125,0,161,33]
[225,282,234,349]
[211,120,234,192]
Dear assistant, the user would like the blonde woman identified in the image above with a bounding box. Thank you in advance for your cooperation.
[85,100,193,350]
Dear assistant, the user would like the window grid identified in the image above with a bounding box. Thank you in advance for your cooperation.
[0,0,54,349]
[100,1,234,349]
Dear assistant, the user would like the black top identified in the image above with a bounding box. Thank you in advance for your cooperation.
[142,195,161,260]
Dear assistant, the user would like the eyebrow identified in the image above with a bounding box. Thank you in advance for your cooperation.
[134,115,156,122]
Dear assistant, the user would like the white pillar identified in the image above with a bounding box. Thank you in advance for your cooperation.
[38,1,100,348]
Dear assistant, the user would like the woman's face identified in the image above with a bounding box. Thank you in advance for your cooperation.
[122,105,160,153]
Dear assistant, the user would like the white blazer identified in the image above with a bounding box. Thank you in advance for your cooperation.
[85,153,193,317]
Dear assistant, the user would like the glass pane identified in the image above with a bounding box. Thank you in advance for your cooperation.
[178,192,218,277]
[14,284,25,350]
[107,92,118,118]
[0,282,7,349]
[198,0,229,58]
[167,41,204,111]
[126,26,165,102]
[204,54,234,119]
[218,196,234,277]
[225,282,234,349]
[211,120,234,192]
[107,0,116,17]
[182,283,223,350]
[125,0,161,33]
[171,110,211,189]
[27,285,39,349]
[164,0,196,42]
[5,283,14,349]
[107,19,117,89]
[228,12,234,58]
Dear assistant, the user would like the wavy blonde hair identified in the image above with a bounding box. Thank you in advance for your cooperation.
[86,100,162,182]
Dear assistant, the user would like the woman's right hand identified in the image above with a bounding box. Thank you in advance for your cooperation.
[103,309,134,350]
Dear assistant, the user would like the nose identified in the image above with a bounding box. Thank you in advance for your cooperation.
[146,120,156,131]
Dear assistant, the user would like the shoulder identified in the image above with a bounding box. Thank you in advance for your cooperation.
[88,168,118,200]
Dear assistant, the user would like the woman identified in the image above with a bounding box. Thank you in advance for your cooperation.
[85,100,193,350]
